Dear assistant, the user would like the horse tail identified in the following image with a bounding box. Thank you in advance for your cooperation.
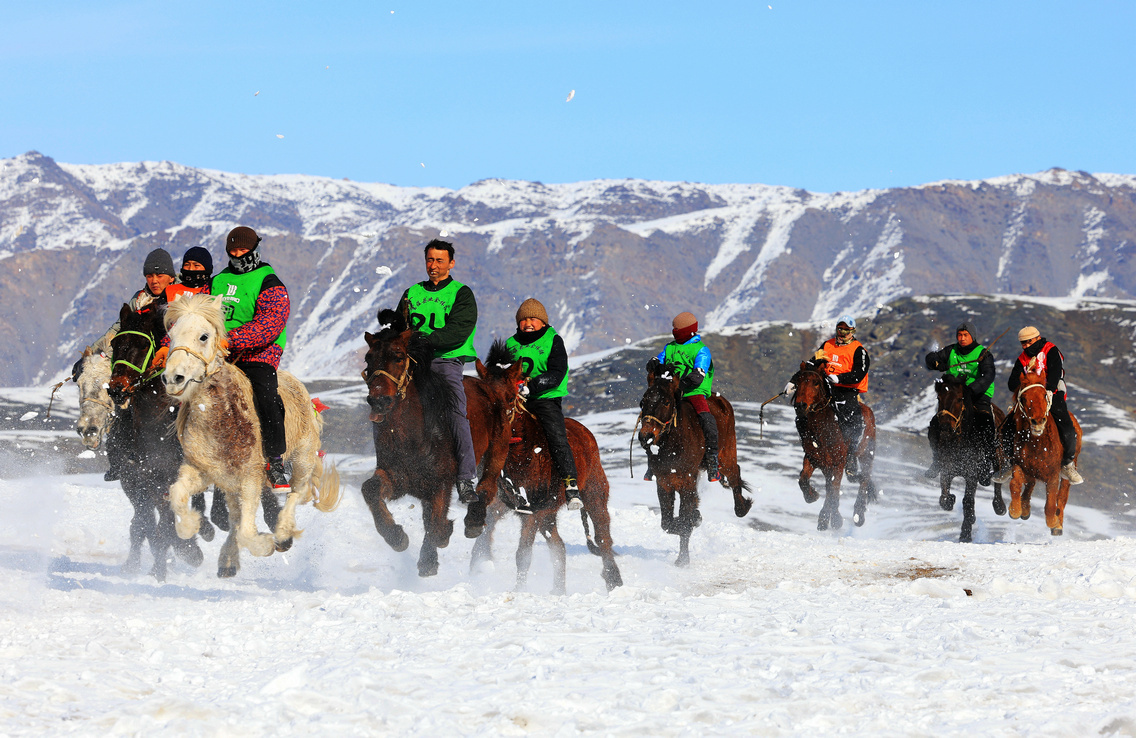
[311,454,342,513]
[580,508,602,556]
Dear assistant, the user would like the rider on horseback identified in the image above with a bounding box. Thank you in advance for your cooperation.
[993,326,1084,485]
[923,321,998,485]
[647,311,721,483]
[802,315,869,478]
[505,298,582,512]
[213,227,292,492]
[165,246,214,302]
[395,238,481,505]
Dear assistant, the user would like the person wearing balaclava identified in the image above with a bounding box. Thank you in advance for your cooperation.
[165,246,214,301]
[645,312,721,483]
[212,226,292,491]
[923,322,998,485]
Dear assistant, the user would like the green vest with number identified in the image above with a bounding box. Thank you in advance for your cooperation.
[406,280,477,360]
[211,266,287,350]
[948,343,993,398]
[664,339,713,397]
[506,327,568,399]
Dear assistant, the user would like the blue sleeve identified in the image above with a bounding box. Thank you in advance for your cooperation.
[694,346,711,373]
[655,347,667,364]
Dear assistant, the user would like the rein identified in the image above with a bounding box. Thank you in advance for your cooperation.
[628,391,679,478]
[165,339,224,395]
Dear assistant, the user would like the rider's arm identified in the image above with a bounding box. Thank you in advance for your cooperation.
[1044,346,1064,392]
[1007,361,1023,393]
[924,346,950,371]
[228,280,289,350]
[427,285,477,356]
[528,334,568,397]
[832,346,870,386]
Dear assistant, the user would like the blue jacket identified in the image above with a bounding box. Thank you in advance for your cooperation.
[655,335,712,373]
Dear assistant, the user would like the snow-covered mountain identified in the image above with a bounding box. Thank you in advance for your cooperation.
[2,150,1135,385]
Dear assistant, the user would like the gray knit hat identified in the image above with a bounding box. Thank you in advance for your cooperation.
[142,248,176,277]
[956,322,977,339]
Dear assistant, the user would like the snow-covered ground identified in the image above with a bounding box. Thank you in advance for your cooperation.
[2,404,1136,735]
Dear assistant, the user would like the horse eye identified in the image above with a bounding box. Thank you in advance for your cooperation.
[199,333,208,341]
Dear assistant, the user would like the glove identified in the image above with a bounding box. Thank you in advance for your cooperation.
[152,346,169,369]
[134,292,154,310]
[824,373,838,385]
[783,382,795,395]
[814,349,829,362]
[517,381,530,399]
[645,357,660,373]
[679,369,704,393]
[924,353,937,370]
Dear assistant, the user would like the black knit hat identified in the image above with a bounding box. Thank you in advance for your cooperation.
[225,226,261,256]
[181,246,213,276]
[142,248,176,277]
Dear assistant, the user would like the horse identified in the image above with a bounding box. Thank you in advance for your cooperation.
[1004,370,1082,534]
[360,309,512,576]
[160,294,341,578]
[106,304,209,579]
[473,341,622,593]
[930,374,1007,542]
[73,340,115,451]
[789,363,878,531]
[637,362,753,567]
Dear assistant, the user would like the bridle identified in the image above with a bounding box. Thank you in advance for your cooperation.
[165,330,226,395]
[1014,381,1052,435]
[935,380,966,433]
[111,330,165,390]
[793,367,831,414]
[362,354,416,400]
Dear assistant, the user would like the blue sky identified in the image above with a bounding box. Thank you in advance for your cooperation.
[2,1,1133,192]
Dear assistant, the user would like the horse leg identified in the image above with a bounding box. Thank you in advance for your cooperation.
[272,455,312,553]
[542,515,567,596]
[799,456,819,504]
[515,513,539,591]
[470,499,506,572]
[169,464,207,540]
[582,487,623,590]
[121,487,147,576]
[360,471,409,552]
[853,476,872,527]
[192,493,215,543]
[960,479,977,543]
[1021,480,1035,521]
[657,482,677,534]
[992,482,1007,516]
[674,486,700,567]
[261,489,281,531]
[1045,474,1068,534]
[1052,479,1070,535]
[818,470,843,531]
[939,472,956,511]
[210,488,231,531]
[417,488,450,578]
[234,478,275,558]
[166,498,203,569]
[1008,469,1024,519]
[217,489,242,578]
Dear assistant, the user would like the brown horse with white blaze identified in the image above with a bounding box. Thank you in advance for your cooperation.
[790,363,878,531]
[637,362,752,567]
[1005,370,1081,534]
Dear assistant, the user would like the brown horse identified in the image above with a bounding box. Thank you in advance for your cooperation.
[1005,370,1081,534]
[475,341,622,593]
[931,374,1007,542]
[361,309,511,576]
[790,363,878,531]
[637,363,752,567]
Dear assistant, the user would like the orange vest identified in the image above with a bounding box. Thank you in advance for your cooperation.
[822,338,868,392]
[165,284,208,303]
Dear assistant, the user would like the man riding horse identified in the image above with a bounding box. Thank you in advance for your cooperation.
[646,311,721,483]
[993,326,1084,485]
[505,298,582,512]
[923,321,998,485]
[790,315,870,478]
[395,238,481,505]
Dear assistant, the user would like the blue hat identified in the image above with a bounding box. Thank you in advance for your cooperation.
[837,314,856,330]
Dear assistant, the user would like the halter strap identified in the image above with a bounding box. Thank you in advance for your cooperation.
[364,356,416,400]
[111,330,166,385]
[167,343,223,381]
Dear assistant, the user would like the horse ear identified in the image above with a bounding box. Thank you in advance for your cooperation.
[505,361,523,384]
[474,359,488,380]
[364,331,377,348]
[119,303,132,324]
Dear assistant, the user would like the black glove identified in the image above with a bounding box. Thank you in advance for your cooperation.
[645,357,660,373]
[925,353,939,371]
[679,368,705,393]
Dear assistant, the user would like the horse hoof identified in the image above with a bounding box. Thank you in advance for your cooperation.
[148,566,168,583]
[853,511,866,527]
[199,522,215,543]
[960,532,973,543]
[465,522,485,539]
[675,554,690,568]
[1051,527,1063,536]
[939,493,956,512]
[831,512,843,530]
[992,497,1007,516]
[382,527,410,552]
[660,519,676,535]
[418,563,439,578]
[817,517,829,532]
[692,510,703,528]
[800,480,819,504]
[275,537,293,553]
[734,496,753,518]
[177,544,204,568]
[217,566,238,578]
[604,567,624,590]
[1021,509,1031,521]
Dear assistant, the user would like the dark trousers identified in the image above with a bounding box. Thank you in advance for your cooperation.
[832,387,863,448]
[528,397,578,482]
[432,358,478,481]
[236,361,287,459]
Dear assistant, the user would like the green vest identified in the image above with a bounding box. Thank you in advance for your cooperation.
[664,339,713,397]
[506,327,568,399]
[406,280,477,360]
[948,343,993,398]
[211,266,287,350]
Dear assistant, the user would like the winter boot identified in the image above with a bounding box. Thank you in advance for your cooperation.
[564,478,583,511]
[457,478,479,504]
[266,456,290,491]
[697,412,720,483]
[1060,461,1084,485]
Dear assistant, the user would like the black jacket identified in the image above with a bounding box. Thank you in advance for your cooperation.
[1008,338,1064,394]
[925,342,995,398]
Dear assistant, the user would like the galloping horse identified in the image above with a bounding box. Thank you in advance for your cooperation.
[790,363,878,531]
[1005,369,1081,534]
[73,340,114,451]
[637,362,752,567]
[474,341,622,593]
[360,309,512,576]
[106,305,209,579]
[931,374,1007,542]
[161,294,341,577]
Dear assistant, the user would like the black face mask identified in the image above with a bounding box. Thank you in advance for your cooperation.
[228,249,262,275]
[180,269,211,289]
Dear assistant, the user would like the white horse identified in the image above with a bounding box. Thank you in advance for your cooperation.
[74,341,115,450]
[161,294,340,577]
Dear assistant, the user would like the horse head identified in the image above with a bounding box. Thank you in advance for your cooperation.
[477,339,525,420]
[108,304,166,408]
[75,344,114,449]
[934,374,968,438]
[1016,370,1051,437]
[162,294,228,402]
[791,362,830,414]
[638,363,681,451]
[363,308,434,424]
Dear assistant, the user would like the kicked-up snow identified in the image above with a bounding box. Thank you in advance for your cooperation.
[1,405,1135,735]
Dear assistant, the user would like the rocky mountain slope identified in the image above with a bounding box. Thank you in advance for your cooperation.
[2,151,1136,386]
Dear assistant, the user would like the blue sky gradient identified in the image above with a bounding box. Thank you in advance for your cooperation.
[3,1,1133,192]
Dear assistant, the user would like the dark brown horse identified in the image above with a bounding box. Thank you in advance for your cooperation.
[474,342,622,593]
[931,374,1007,542]
[790,363,878,531]
[637,362,752,567]
[1005,370,1081,534]
[361,309,512,576]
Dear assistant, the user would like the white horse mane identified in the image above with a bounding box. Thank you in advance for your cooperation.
[164,293,226,336]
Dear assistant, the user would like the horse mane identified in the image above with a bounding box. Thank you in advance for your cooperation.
[165,293,226,336]
[483,339,516,380]
[376,308,407,341]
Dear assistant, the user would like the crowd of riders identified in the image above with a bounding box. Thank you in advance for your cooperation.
[79,228,1085,505]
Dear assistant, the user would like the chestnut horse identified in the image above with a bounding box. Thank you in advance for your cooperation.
[790,363,878,531]
[361,309,512,576]
[931,374,1007,542]
[475,341,622,593]
[637,362,752,567]
[1005,370,1081,534]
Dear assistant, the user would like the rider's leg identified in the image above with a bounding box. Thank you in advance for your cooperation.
[992,413,1017,484]
[924,416,942,478]
[236,360,289,490]
[1050,392,1083,484]
[972,396,995,485]
[832,388,863,476]
[528,397,581,508]
[686,394,719,482]
[431,357,479,501]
